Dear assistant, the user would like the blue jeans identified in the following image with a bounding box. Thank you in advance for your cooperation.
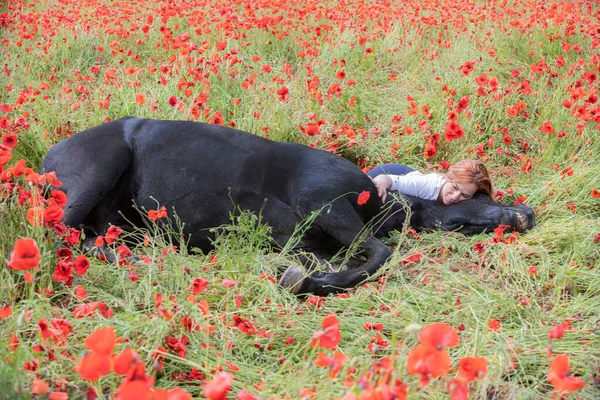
[366,163,415,178]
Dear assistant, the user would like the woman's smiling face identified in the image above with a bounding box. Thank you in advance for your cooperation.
[439,180,479,206]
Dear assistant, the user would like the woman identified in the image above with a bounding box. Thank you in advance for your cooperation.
[368,159,494,205]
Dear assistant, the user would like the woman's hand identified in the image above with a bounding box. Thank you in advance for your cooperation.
[370,175,392,203]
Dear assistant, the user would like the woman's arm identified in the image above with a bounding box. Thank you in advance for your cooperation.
[372,172,444,202]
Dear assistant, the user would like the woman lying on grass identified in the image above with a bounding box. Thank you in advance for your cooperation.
[368,159,494,205]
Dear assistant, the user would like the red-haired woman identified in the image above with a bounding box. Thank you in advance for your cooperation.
[368,160,494,205]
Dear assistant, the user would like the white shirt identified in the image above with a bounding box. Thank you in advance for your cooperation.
[389,171,445,201]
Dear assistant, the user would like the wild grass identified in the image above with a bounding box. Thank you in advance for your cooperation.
[0,0,599,398]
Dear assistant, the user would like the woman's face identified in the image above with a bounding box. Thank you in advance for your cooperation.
[439,180,478,206]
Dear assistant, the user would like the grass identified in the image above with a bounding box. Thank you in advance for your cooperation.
[0,0,599,398]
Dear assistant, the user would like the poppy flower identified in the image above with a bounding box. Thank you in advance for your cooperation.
[105,225,123,244]
[540,120,555,133]
[49,190,68,207]
[75,285,87,300]
[488,319,501,332]
[26,206,45,226]
[591,189,600,198]
[407,343,451,386]
[310,314,341,349]
[424,143,437,159]
[148,206,168,222]
[8,333,19,350]
[0,305,12,318]
[418,322,459,350]
[458,357,488,382]
[73,255,90,275]
[447,379,470,400]
[233,316,255,335]
[190,277,209,294]
[236,390,259,400]
[0,145,12,168]
[64,228,81,246]
[45,205,64,225]
[116,362,155,400]
[7,238,40,271]
[548,323,569,340]
[77,351,111,381]
[547,355,585,394]
[357,191,370,205]
[151,388,192,400]
[203,372,233,400]
[52,261,73,283]
[85,326,117,354]
[113,348,139,375]
[222,279,237,287]
[314,351,348,378]
[31,379,49,395]
[277,86,289,101]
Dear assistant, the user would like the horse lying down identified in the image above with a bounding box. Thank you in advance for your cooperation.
[42,117,536,296]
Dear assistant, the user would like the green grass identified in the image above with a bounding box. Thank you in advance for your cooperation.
[0,0,599,398]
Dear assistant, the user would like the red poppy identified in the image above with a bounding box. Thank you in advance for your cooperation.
[423,143,437,159]
[52,261,72,283]
[105,225,123,244]
[418,322,459,350]
[447,379,470,400]
[64,228,81,246]
[7,238,40,271]
[233,316,255,335]
[591,189,600,198]
[548,323,569,340]
[26,206,45,226]
[540,120,555,133]
[208,111,224,125]
[148,206,168,222]
[116,362,155,400]
[357,191,370,205]
[547,355,585,394]
[311,314,341,349]
[222,279,237,287]
[514,196,527,205]
[459,61,475,76]
[75,285,87,300]
[407,344,451,386]
[113,348,139,375]
[151,388,192,400]
[0,145,12,168]
[458,357,488,382]
[85,326,117,354]
[49,190,68,207]
[314,351,348,378]
[77,351,111,381]
[44,205,64,225]
[190,277,209,294]
[0,305,12,318]
[203,372,233,400]
[73,255,90,275]
[8,333,19,350]
[277,86,289,101]
[488,319,501,332]
[31,379,49,395]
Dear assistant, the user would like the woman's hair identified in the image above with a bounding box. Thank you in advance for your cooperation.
[445,159,494,198]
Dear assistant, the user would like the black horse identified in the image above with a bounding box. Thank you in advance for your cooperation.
[42,117,535,295]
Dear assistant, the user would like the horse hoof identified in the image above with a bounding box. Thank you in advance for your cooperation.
[278,263,307,295]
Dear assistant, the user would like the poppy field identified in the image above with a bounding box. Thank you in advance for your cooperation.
[1,0,600,398]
